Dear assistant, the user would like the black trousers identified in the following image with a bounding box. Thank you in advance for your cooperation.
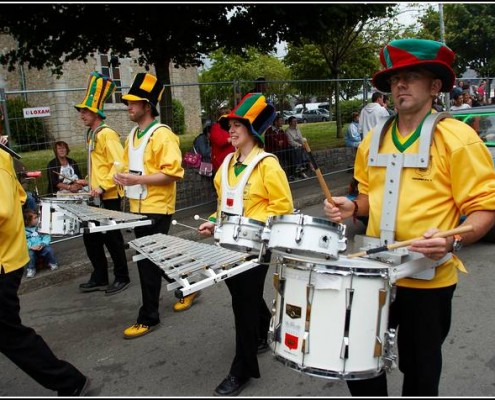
[346,284,456,397]
[133,213,173,327]
[82,198,129,284]
[225,262,271,380]
[0,267,86,395]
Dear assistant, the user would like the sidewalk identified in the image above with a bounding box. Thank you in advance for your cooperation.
[18,169,353,295]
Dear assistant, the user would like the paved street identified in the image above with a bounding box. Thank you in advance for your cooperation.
[1,183,495,396]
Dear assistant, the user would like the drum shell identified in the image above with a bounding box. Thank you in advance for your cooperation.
[39,198,81,236]
[266,214,347,260]
[214,215,265,255]
[269,255,391,380]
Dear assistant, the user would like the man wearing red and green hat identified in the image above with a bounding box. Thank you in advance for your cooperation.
[324,38,495,396]
[74,71,131,296]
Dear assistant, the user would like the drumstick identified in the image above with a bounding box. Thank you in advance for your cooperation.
[302,140,335,206]
[347,224,474,259]
[52,170,77,184]
[172,220,198,231]
[0,142,21,159]
[55,191,92,196]
[194,215,210,222]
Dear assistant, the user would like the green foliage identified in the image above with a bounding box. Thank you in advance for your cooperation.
[199,47,291,119]
[418,4,495,77]
[172,99,185,135]
[333,99,364,123]
[6,97,51,152]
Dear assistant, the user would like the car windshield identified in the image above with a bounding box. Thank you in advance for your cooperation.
[450,107,495,145]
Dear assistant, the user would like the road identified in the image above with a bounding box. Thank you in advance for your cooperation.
[1,202,495,397]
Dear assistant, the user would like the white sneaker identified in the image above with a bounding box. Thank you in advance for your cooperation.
[26,269,36,278]
[49,263,59,271]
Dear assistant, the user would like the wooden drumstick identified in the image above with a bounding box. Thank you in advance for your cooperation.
[347,224,474,259]
[302,140,335,206]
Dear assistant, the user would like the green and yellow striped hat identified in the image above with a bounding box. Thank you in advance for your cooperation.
[75,72,116,119]
[218,93,276,144]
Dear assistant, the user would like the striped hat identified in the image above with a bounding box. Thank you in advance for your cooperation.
[373,38,456,93]
[75,72,116,119]
[218,93,276,144]
[121,73,164,117]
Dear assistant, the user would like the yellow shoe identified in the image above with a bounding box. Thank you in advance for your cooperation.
[173,291,201,312]
[123,323,157,339]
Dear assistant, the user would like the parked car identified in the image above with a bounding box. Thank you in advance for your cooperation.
[293,108,331,123]
[450,105,495,242]
[282,110,295,123]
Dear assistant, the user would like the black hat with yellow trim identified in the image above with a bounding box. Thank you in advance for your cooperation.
[121,73,164,117]
[74,71,116,119]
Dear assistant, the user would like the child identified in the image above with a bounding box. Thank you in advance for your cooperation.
[24,209,58,278]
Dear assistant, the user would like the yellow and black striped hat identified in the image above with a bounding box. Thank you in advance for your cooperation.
[122,73,164,117]
[75,72,116,119]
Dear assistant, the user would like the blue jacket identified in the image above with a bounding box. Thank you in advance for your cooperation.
[25,226,51,249]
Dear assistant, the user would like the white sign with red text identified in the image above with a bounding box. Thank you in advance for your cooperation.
[23,106,51,118]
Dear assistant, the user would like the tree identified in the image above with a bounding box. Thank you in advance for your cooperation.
[199,47,291,118]
[234,3,398,137]
[418,4,495,78]
[0,4,280,126]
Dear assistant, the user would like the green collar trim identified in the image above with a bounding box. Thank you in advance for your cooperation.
[392,110,431,152]
[136,119,158,140]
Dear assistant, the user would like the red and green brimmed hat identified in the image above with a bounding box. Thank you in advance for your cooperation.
[74,71,116,119]
[373,38,456,93]
[218,93,276,144]
[122,73,164,117]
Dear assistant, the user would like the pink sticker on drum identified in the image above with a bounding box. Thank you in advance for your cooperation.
[285,333,299,350]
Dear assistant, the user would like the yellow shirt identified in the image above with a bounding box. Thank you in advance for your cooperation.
[0,151,29,273]
[355,115,495,289]
[211,145,294,222]
[123,124,184,214]
[88,125,124,200]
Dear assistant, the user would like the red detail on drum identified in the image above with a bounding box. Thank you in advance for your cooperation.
[285,333,299,350]
[226,198,234,207]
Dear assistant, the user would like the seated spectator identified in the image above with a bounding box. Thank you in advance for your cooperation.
[345,111,361,149]
[193,121,212,163]
[24,209,58,278]
[264,114,292,178]
[285,116,309,179]
[46,141,87,195]
[451,89,470,110]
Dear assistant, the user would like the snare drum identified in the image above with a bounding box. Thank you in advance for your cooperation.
[265,214,347,260]
[39,198,81,236]
[269,255,395,380]
[214,215,265,255]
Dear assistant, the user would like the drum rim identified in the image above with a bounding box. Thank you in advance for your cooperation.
[220,214,266,227]
[269,213,342,228]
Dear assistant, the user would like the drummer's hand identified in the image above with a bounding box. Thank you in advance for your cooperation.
[407,228,449,261]
[90,187,104,197]
[0,135,8,146]
[69,184,82,193]
[198,221,215,236]
[75,179,87,186]
[114,172,139,186]
[323,196,354,223]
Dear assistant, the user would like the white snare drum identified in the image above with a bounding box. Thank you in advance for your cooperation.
[269,255,396,380]
[214,215,265,256]
[265,214,347,260]
[39,198,81,236]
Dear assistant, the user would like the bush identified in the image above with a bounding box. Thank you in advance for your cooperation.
[333,99,363,124]
[5,97,51,152]
[172,99,186,135]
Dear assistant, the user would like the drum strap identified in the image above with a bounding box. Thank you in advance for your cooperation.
[219,151,274,216]
[365,112,452,280]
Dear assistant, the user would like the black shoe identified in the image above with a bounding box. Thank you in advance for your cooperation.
[58,376,91,396]
[105,280,130,296]
[79,281,108,293]
[257,338,270,354]
[213,374,250,396]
